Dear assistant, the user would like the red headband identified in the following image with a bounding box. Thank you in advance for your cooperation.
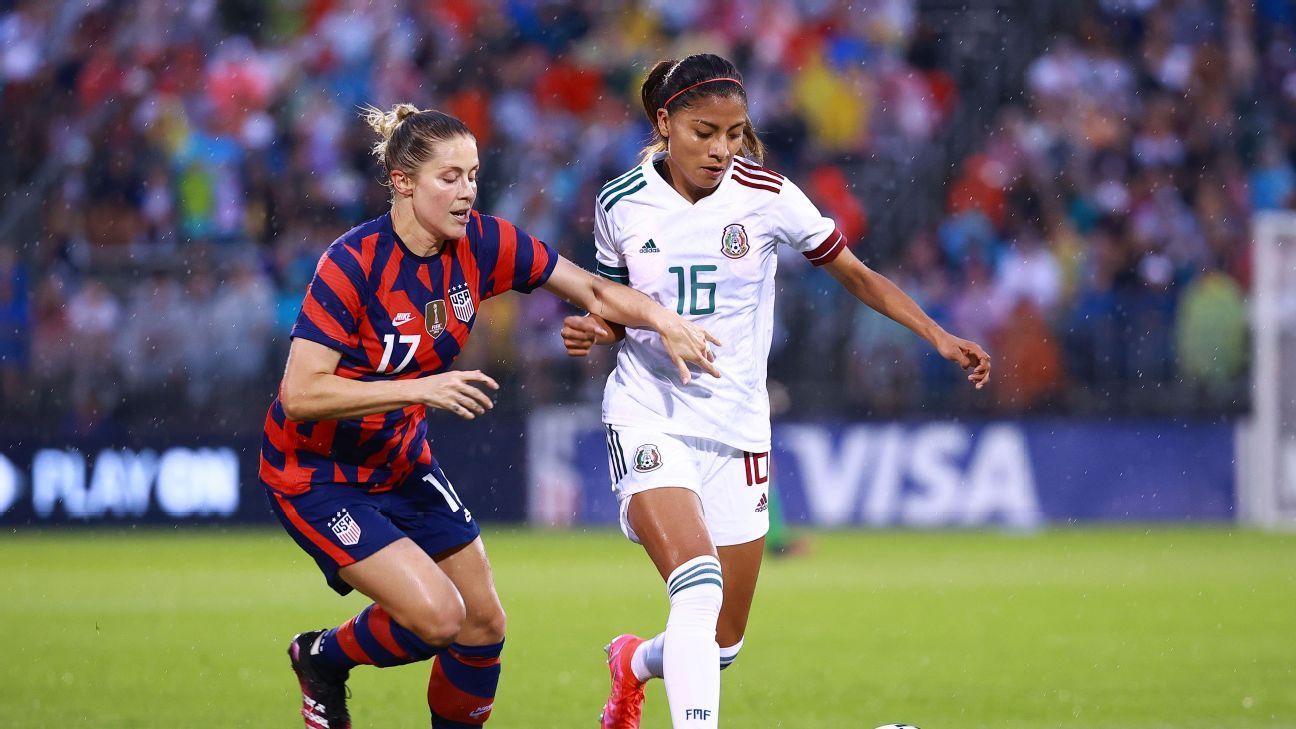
[661,77,744,109]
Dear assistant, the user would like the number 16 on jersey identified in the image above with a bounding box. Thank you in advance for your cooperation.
[669,264,717,315]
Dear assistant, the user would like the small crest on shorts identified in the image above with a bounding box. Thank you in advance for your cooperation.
[425,299,447,337]
[328,509,363,546]
[720,223,749,259]
[633,443,663,472]
[450,283,475,323]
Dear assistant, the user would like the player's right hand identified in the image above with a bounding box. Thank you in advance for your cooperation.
[560,315,608,357]
[658,314,722,385]
[933,332,992,390]
[414,370,499,419]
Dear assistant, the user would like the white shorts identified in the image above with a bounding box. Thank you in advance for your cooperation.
[604,425,770,548]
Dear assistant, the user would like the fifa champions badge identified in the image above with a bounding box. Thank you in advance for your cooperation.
[425,299,447,337]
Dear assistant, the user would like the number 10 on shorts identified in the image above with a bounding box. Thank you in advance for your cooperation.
[744,452,769,486]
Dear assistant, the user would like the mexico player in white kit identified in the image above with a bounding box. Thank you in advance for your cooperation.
[562,54,992,729]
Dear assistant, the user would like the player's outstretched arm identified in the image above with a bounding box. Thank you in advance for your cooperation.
[823,248,991,389]
[280,338,499,421]
[542,256,721,384]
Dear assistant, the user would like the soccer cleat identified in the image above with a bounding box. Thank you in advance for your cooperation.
[288,631,352,729]
[599,634,646,728]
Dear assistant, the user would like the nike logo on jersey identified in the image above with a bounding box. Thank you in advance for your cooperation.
[392,312,415,326]
[639,239,660,253]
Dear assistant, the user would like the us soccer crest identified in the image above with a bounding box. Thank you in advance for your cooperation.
[633,444,663,472]
[425,300,447,337]
[449,283,475,323]
[328,509,362,546]
[721,223,749,259]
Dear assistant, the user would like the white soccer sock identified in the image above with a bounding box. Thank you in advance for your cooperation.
[719,638,744,671]
[662,555,723,728]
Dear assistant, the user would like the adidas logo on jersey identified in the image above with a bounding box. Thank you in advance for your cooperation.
[639,239,660,254]
[755,493,768,513]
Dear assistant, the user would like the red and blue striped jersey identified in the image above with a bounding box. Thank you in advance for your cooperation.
[260,211,558,495]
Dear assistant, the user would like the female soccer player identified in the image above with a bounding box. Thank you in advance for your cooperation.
[262,103,719,729]
[561,54,992,728]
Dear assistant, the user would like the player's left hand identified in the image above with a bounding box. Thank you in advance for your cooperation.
[934,332,991,389]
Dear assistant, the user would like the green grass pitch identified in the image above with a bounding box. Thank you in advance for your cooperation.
[4,527,1293,728]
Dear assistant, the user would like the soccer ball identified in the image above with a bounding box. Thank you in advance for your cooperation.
[873,725,920,729]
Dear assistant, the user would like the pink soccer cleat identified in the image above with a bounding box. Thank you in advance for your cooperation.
[599,634,647,728]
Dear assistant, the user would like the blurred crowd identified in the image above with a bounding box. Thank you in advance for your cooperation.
[0,0,1292,433]
[808,0,1296,415]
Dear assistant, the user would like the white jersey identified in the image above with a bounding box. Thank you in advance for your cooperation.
[594,153,844,452]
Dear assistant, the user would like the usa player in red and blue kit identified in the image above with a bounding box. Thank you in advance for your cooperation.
[262,209,556,499]
[264,104,720,729]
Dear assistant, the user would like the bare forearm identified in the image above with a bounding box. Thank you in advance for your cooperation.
[844,268,943,346]
[550,257,718,379]
[282,373,419,421]
[584,275,670,333]
[544,257,668,333]
[824,251,991,387]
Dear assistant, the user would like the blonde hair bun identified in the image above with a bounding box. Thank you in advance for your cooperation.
[362,103,423,160]
[358,103,474,195]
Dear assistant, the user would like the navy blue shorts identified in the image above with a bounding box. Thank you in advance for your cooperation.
[265,458,480,596]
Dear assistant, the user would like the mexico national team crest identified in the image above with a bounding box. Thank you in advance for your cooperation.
[425,299,447,338]
[633,444,663,473]
[328,509,363,546]
[721,223,749,259]
[449,283,475,323]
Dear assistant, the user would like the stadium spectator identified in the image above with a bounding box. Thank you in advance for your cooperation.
[115,270,188,395]
[0,247,28,402]
[1174,268,1249,393]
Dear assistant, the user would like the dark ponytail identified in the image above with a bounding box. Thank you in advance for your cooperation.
[639,59,677,132]
[638,54,766,164]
